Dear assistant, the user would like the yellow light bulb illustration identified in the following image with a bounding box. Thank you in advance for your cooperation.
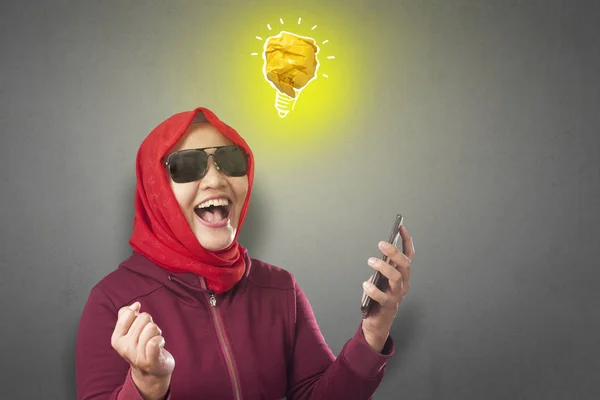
[261,31,320,118]
[251,18,336,118]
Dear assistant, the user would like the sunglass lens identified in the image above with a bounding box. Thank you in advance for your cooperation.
[215,146,248,176]
[168,150,208,183]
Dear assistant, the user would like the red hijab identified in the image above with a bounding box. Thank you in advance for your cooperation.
[129,107,254,294]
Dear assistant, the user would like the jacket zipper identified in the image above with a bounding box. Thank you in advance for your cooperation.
[203,287,242,400]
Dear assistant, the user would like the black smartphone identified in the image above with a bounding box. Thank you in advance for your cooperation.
[361,214,404,318]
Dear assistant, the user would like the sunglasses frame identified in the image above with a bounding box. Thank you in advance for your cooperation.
[162,145,249,183]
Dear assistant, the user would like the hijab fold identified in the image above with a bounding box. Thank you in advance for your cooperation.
[129,107,254,294]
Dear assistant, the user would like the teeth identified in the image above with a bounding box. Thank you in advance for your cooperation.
[196,198,230,209]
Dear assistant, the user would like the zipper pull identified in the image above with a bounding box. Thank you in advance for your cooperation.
[209,293,217,307]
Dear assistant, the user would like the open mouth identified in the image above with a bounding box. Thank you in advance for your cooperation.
[194,198,231,224]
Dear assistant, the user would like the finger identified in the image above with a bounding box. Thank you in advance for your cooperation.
[118,301,141,317]
[397,256,411,292]
[381,239,412,286]
[378,241,412,273]
[137,322,162,361]
[362,281,393,308]
[112,303,141,340]
[399,282,410,299]
[378,240,411,266]
[398,265,410,297]
[126,312,153,346]
[399,225,415,261]
[368,257,403,292]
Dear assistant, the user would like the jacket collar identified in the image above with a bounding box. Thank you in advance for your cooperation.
[118,251,252,300]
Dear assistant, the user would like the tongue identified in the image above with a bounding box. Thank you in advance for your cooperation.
[199,207,226,222]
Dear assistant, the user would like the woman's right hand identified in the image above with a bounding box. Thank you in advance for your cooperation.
[111,302,175,400]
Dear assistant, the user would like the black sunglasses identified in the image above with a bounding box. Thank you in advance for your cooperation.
[163,145,249,184]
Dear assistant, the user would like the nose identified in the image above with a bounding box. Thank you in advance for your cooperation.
[198,154,226,189]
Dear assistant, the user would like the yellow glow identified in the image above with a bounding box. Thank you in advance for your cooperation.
[201,9,373,153]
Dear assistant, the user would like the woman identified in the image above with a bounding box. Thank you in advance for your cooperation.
[75,107,415,400]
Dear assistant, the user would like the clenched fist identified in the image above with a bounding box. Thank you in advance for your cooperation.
[111,302,175,400]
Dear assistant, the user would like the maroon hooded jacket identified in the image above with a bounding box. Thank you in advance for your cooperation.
[75,250,395,399]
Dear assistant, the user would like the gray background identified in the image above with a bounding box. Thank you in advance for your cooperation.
[1,0,599,399]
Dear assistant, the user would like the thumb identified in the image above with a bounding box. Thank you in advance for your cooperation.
[146,336,165,364]
[146,337,175,375]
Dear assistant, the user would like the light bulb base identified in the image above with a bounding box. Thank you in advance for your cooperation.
[274,91,299,118]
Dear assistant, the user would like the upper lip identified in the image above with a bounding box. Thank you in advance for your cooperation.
[195,195,232,208]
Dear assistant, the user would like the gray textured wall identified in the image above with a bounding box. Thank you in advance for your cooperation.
[1,0,599,399]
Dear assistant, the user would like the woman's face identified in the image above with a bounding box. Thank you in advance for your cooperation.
[166,122,249,251]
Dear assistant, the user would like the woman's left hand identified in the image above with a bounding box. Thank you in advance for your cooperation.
[361,225,415,352]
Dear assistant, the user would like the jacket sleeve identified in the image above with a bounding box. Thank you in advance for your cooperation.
[285,281,395,400]
[75,286,172,400]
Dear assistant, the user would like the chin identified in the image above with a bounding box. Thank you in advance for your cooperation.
[195,231,236,252]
